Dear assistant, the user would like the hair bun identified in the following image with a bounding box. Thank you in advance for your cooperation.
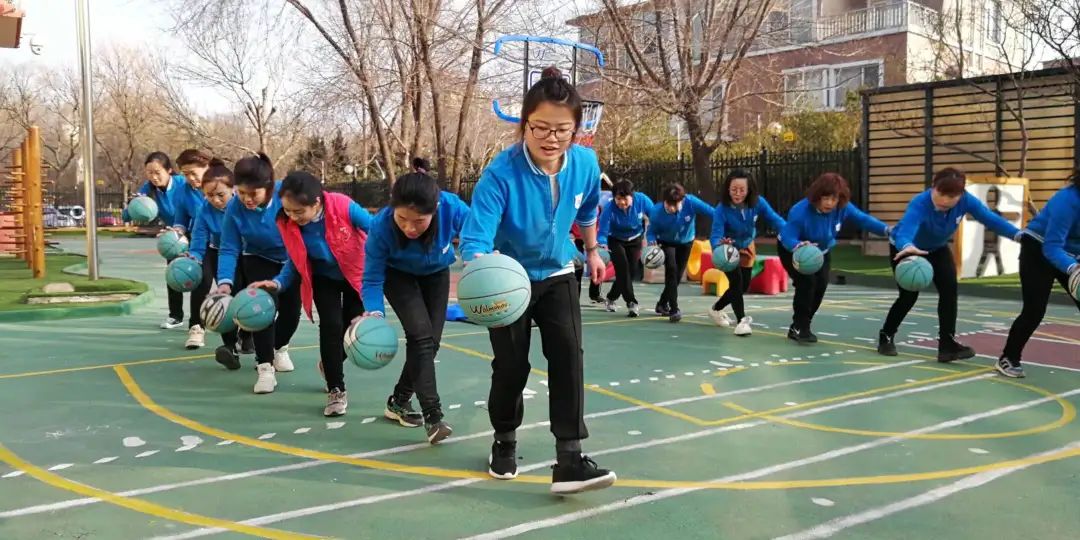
[256,152,272,164]
[540,66,563,80]
[208,157,226,167]
[412,157,430,172]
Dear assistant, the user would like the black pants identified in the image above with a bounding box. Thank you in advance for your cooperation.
[883,245,959,338]
[712,266,752,320]
[607,237,642,304]
[777,244,833,330]
[1003,236,1080,359]
[312,275,364,391]
[659,241,692,312]
[573,238,602,300]
[166,230,211,327]
[488,273,588,442]
[242,255,302,365]
[386,267,449,420]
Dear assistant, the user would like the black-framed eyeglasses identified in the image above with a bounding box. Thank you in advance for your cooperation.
[527,122,575,142]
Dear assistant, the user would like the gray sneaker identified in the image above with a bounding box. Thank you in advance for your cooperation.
[603,299,616,312]
[384,396,423,428]
[627,302,639,318]
[425,420,453,444]
[324,389,348,417]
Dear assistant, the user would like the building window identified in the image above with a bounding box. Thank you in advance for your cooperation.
[985,0,1002,43]
[784,60,883,111]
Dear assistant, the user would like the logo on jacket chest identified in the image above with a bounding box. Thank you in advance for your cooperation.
[684,216,692,223]
[835,223,841,232]
[574,193,583,209]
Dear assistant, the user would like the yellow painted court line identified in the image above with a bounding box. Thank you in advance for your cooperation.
[722,379,1076,440]
[714,366,748,377]
[116,363,1078,491]
[0,442,321,539]
[1035,330,1080,345]
[700,383,716,395]
[701,368,991,427]
[0,318,639,382]
[440,342,710,426]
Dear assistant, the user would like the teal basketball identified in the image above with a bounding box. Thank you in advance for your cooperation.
[597,248,611,265]
[457,254,531,328]
[712,244,741,272]
[642,245,665,269]
[165,257,203,293]
[344,316,399,370]
[157,230,189,260]
[1067,268,1080,302]
[231,287,277,332]
[792,244,824,275]
[894,256,934,292]
[200,293,237,334]
[127,196,158,224]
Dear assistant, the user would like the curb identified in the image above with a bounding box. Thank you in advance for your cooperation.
[0,260,154,323]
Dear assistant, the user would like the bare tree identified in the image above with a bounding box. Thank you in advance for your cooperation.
[1018,0,1080,82]
[592,0,776,199]
[901,0,1044,176]
[92,46,164,188]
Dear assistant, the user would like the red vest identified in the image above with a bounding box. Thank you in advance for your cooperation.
[277,192,367,321]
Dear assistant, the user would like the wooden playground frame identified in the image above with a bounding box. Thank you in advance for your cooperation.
[1,126,46,278]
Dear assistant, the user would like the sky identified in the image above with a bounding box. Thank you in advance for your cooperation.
[3,0,240,113]
[2,0,593,115]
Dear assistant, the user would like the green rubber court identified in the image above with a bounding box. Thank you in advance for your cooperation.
[1,237,1078,539]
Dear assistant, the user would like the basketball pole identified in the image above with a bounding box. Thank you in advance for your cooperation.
[76,0,100,280]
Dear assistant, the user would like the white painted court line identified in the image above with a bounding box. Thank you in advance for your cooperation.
[817,332,838,337]
[722,356,744,363]
[774,440,1080,540]
[900,342,1080,374]
[461,384,1080,540]
[0,361,922,520]
[152,372,991,540]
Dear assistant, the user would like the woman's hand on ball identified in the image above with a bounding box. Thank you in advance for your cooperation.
[720,237,734,245]
[795,241,817,249]
[248,280,279,291]
[214,284,232,295]
[893,245,929,261]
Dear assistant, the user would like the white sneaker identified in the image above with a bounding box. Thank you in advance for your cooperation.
[734,316,753,336]
[324,389,348,417]
[254,363,277,394]
[160,317,184,330]
[709,309,732,327]
[185,325,205,350]
[273,346,294,372]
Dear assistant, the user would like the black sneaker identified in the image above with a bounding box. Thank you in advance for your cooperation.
[787,325,800,342]
[550,454,617,495]
[215,345,241,370]
[627,302,639,318]
[655,302,670,316]
[668,309,683,323]
[384,395,423,428]
[937,336,976,363]
[995,355,1026,378]
[789,326,815,344]
[877,331,898,356]
[425,419,453,445]
[488,440,518,479]
[589,295,603,304]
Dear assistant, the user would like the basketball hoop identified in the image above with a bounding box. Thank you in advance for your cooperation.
[575,99,605,148]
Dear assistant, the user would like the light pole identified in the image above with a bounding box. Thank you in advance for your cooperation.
[75,0,99,280]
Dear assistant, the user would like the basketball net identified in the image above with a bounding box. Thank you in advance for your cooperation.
[574,99,605,148]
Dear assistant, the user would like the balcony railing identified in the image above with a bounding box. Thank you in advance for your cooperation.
[754,1,938,50]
